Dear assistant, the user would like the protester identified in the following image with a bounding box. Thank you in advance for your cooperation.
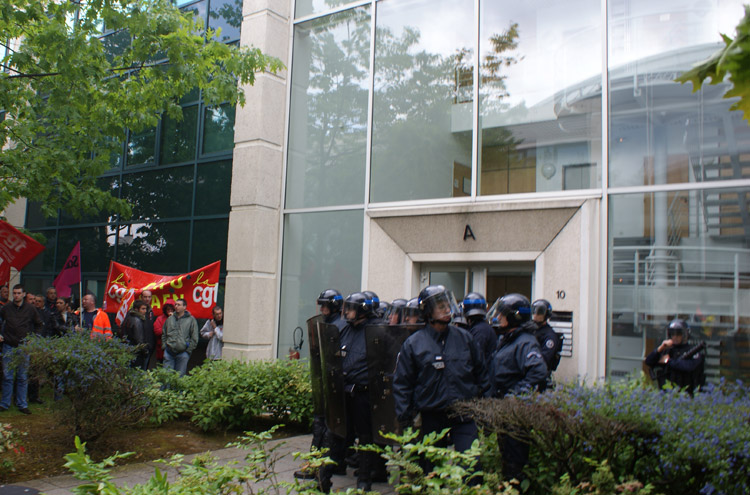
[200,306,224,360]
[153,299,175,366]
[77,293,112,339]
[162,298,199,376]
[0,284,43,414]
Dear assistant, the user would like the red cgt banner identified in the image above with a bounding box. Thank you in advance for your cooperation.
[104,261,221,318]
[0,220,45,270]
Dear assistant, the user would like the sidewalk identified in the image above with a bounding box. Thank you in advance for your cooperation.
[5,434,395,495]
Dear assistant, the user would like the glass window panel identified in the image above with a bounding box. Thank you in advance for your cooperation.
[285,7,371,209]
[479,0,601,197]
[23,231,56,273]
[195,161,232,216]
[607,187,750,383]
[127,127,156,166]
[115,221,190,273]
[160,105,198,165]
[208,0,241,42]
[57,226,114,273]
[370,0,474,203]
[295,0,352,19]
[59,176,120,226]
[121,167,194,221]
[277,209,363,358]
[202,104,235,154]
[191,218,228,269]
[182,0,207,34]
[25,202,58,229]
[608,0,746,188]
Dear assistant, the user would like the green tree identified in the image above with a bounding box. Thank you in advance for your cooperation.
[0,0,282,219]
[676,5,750,123]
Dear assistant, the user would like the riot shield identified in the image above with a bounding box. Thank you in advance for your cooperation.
[365,324,411,445]
[307,315,325,417]
[318,321,347,437]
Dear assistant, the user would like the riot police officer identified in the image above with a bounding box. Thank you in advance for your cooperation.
[402,297,423,326]
[488,293,548,481]
[319,292,381,492]
[295,289,345,481]
[393,285,490,464]
[530,298,562,390]
[463,292,496,363]
[318,288,345,330]
[644,318,705,394]
[386,298,408,325]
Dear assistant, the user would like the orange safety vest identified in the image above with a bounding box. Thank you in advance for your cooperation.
[89,308,113,339]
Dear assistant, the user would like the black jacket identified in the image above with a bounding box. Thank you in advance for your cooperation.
[122,311,148,355]
[491,322,548,397]
[393,323,490,420]
[0,301,43,347]
[644,342,705,392]
[534,322,562,373]
[339,316,380,387]
[469,318,497,363]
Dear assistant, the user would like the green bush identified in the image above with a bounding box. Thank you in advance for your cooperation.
[146,359,313,431]
[456,377,750,495]
[21,332,150,442]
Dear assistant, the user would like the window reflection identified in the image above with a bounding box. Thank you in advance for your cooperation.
[208,0,241,42]
[608,0,747,188]
[121,168,194,221]
[285,7,371,208]
[203,104,235,154]
[479,0,601,196]
[127,127,156,166]
[160,105,198,164]
[608,187,750,382]
[277,210,363,358]
[115,221,190,273]
[195,161,232,215]
[370,0,474,203]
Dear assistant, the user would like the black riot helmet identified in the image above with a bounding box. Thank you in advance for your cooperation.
[487,293,531,332]
[531,299,552,321]
[403,297,423,324]
[363,290,380,312]
[343,292,373,322]
[462,292,488,318]
[317,289,343,315]
[667,318,691,341]
[386,298,408,324]
[418,285,459,324]
[376,301,391,320]
[452,305,469,329]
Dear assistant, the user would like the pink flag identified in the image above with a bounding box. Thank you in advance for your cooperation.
[53,242,81,299]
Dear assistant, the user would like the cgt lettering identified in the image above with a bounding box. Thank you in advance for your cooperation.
[107,284,128,300]
[0,231,27,254]
[193,284,218,309]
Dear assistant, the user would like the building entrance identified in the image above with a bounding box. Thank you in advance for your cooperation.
[422,263,533,304]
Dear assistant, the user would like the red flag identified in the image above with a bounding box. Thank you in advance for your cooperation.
[0,262,10,288]
[53,242,81,299]
[0,220,45,270]
[115,288,136,326]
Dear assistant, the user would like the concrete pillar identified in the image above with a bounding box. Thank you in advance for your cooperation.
[223,0,291,361]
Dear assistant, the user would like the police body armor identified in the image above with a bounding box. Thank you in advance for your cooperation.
[365,323,411,444]
[306,315,325,417]
[318,322,348,437]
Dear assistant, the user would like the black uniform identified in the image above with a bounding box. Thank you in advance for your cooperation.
[319,316,381,490]
[310,311,346,451]
[393,323,490,455]
[644,342,705,394]
[491,321,547,480]
[533,322,562,390]
[468,318,497,364]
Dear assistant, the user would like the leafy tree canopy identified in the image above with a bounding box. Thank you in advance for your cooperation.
[0,0,283,219]
[676,5,750,123]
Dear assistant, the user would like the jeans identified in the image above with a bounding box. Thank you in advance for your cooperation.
[163,349,189,377]
[1,344,29,409]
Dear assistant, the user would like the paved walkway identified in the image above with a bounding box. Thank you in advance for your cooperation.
[3,434,395,495]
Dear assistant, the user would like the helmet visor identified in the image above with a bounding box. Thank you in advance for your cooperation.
[424,290,459,323]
